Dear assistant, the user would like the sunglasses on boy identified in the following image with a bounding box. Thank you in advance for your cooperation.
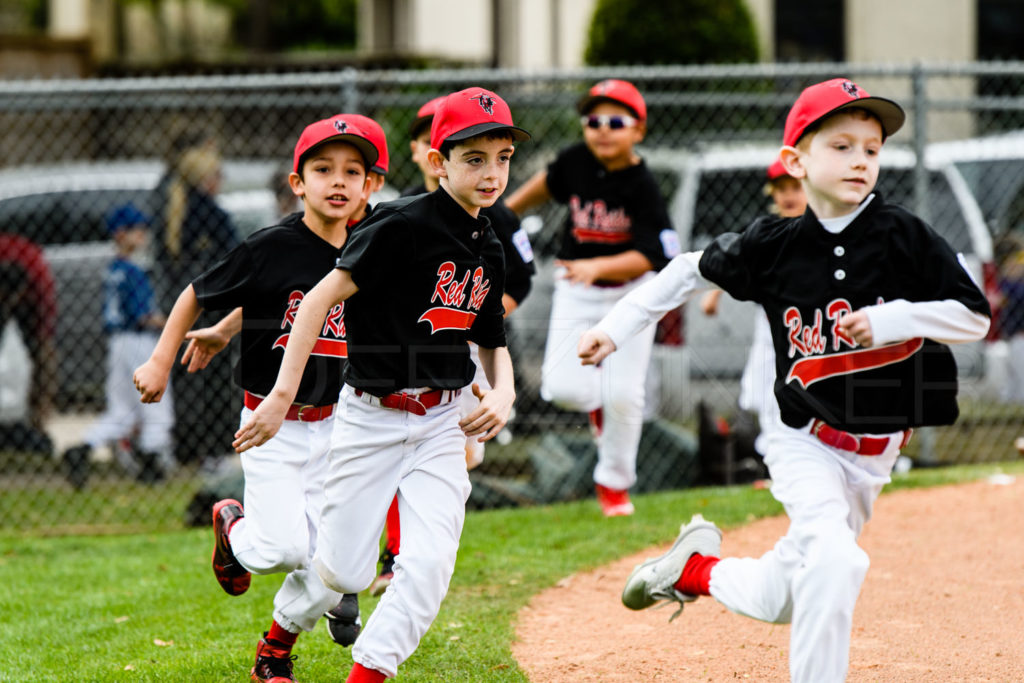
[580,114,637,130]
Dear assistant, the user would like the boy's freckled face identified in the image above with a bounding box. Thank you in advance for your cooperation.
[293,141,369,225]
[581,101,644,167]
[440,136,515,215]
[798,112,883,219]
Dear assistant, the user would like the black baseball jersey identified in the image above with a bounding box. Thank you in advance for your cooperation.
[546,142,674,270]
[336,188,507,396]
[192,211,347,406]
[403,184,535,306]
[699,194,991,433]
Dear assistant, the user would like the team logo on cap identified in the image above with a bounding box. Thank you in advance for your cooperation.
[334,119,349,133]
[471,93,496,115]
[841,80,861,98]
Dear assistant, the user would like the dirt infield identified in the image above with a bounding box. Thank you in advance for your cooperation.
[513,476,1024,682]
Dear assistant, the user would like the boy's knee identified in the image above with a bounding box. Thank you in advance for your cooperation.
[243,543,307,575]
[805,531,870,589]
[313,555,373,594]
[541,378,595,412]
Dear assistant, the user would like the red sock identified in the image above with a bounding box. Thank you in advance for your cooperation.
[385,494,401,554]
[346,662,387,683]
[673,553,719,596]
[266,620,298,648]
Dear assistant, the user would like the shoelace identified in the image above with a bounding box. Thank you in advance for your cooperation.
[256,652,297,679]
[649,587,697,623]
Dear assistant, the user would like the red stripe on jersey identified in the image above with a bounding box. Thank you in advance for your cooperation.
[273,333,348,358]
[786,337,924,389]
[417,307,477,333]
[571,228,632,244]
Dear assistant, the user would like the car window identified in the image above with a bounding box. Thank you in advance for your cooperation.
[952,158,1024,236]
[690,168,769,249]
[873,169,973,254]
[0,189,155,246]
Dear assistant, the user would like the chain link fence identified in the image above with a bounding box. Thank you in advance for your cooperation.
[3,62,1024,534]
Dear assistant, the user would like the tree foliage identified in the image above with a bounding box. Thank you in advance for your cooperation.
[585,0,759,66]
[221,0,358,52]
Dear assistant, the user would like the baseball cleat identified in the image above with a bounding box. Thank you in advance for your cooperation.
[250,633,297,682]
[369,549,396,597]
[212,498,250,596]
[324,592,361,646]
[621,514,722,620]
[596,484,634,517]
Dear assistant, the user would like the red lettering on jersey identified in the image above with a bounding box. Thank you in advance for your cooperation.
[786,338,924,388]
[321,302,345,338]
[431,262,470,307]
[417,307,478,333]
[282,290,303,329]
[431,262,456,304]
[826,299,856,351]
[569,196,633,244]
[784,307,826,357]
[469,267,490,310]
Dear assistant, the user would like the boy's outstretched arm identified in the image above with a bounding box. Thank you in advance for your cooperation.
[577,251,710,365]
[505,170,551,216]
[181,307,242,373]
[233,269,358,453]
[133,284,204,403]
[460,345,515,443]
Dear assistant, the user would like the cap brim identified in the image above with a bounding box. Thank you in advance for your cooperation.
[820,96,906,141]
[442,122,532,145]
[577,94,643,120]
[301,134,380,170]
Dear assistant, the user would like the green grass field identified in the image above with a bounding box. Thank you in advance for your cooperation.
[2,460,1022,682]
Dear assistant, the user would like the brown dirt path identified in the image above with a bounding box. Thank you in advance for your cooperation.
[513,475,1024,682]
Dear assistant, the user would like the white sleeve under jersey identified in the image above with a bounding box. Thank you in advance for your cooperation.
[595,251,712,349]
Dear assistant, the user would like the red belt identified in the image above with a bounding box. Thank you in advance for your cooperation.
[353,388,460,416]
[810,419,912,456]
[243,391,335,422]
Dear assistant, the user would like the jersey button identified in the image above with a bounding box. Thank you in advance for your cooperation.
[834,269,846,280]
[834,245,845,257]
[472,231,480,239]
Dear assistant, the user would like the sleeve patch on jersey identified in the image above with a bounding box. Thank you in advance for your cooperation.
[659,229,682,258]
[512,228,535,263]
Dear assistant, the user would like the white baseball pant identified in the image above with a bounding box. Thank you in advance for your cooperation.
[86,331,174,466]
[708,422,902,683]
[228,406,340,632]
[314,385,471,678]
[541,273,656,490]
[738,313,783,455]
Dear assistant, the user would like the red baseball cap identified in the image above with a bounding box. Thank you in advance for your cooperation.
[409,95,445,139]
[783,78,905,148]
[766,158,790,180]
[577,79,647,121]
[429,87,531,151]
[292,116,379,174]
[337,114,389,175]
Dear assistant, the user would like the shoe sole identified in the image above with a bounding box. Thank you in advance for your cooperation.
[601,502,635,517]
[621,514,722,611]
[212,499,251,596]
[369,572,393,597]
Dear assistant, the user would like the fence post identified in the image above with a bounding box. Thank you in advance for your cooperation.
[911,61,939,466]
[340,67,359,113]
[911,61,929,223]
